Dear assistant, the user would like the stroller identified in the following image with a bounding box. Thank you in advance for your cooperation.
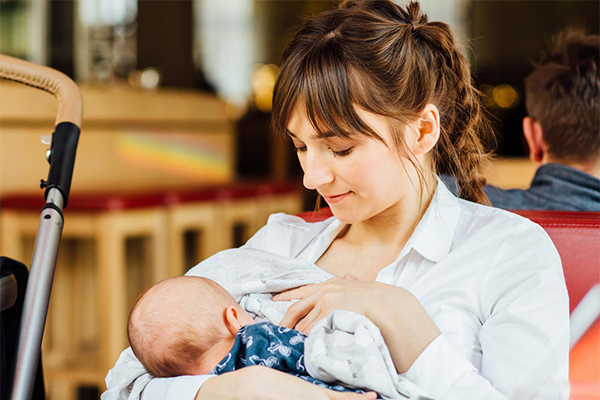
[0,54,82,400]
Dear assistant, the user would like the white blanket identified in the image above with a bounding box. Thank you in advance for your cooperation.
[103,248,434,400]
[307,310,433,400]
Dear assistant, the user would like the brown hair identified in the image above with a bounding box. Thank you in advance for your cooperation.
[272,0,493,204]
[525,30,600,163]
[127,277,235,377]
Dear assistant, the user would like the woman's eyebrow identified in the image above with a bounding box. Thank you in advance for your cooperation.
[286,129,340,140]
[285,129,297,138]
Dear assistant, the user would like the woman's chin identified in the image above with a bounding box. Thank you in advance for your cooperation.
[328,205,363,224]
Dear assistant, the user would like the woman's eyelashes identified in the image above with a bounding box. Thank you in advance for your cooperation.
[294,146,353,157]
[332,147,353,157]
[290,136,354,157]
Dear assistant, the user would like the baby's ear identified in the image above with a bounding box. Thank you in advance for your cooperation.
[224,306,243,335]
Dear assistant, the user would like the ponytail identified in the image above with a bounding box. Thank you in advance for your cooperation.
[398,1,494,204]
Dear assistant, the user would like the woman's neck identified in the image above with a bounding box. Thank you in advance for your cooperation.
[338,178,436,267]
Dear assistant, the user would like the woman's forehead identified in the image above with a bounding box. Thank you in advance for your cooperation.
[286,100,391,141]
[286,102,337,138]
[286,112,351,141]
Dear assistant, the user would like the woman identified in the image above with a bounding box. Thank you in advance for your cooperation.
[103,1,569,399]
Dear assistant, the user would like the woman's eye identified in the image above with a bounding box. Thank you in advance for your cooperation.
[295,146,307,153]
[332,147,353,157]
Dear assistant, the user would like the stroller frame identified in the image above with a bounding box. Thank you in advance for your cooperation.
[0,54,81,400]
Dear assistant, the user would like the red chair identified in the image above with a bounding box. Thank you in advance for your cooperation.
[297,208,600,400]
[511,211,600,400]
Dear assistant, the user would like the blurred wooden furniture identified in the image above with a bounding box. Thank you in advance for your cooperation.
[165,182,303,277]
[0,82,235,197]
[0,194,169,400]
[164,190,221,278]
[0,182,303,399]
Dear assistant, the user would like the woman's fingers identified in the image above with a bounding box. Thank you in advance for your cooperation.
[273,282,321,301]
[278,295,317,328]
[294,302,326,333]
[298,312,325,334]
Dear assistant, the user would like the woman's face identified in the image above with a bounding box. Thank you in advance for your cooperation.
[286,104,426,224]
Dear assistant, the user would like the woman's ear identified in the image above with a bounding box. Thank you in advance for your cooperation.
[412,104,440,155]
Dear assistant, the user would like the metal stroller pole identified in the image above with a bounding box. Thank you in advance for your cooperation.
[10,189,64,400]
[0,54,81,400]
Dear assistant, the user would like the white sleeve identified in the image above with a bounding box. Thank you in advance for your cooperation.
[403,222,570,399]
[141,375,214,400]
[101,346,214,400]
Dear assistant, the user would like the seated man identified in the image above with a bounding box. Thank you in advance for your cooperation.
[484,30,599,210]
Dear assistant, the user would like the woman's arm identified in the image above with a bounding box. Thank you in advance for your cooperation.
[276,223,569,399]
[195,366,377,400]
[275,278,440,373]
[401,225,569,399]
[104,340,377,400]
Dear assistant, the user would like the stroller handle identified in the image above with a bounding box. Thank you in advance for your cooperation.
[0,55,81,207]
[0,54,82,127]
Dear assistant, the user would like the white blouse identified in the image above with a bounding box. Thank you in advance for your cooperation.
[107,181,569,400]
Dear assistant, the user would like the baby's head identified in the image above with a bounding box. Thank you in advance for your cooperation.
[127,276,254,377]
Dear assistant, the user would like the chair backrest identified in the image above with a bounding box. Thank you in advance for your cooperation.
[297,208,600,313]
[511,211,600,313]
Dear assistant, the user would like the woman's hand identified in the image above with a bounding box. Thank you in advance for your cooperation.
[274,276,390,334]
[274,277,441,373]
[195,366,377,400]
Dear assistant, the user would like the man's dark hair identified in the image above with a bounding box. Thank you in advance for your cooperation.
[525,30,599,163]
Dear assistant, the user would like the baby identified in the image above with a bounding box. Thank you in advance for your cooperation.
[127,276,364,393]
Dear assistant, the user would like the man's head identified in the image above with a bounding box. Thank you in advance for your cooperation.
[127,276,254,377]
[523,30,599,169]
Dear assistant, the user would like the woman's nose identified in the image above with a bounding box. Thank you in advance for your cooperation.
[302,152,334,190]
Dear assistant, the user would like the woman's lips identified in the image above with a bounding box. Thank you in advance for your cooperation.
[323,192,351,204]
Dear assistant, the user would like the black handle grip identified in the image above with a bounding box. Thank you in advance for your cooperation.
[44,122,80,208]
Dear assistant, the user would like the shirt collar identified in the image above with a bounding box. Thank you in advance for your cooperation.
[402,177,462,262]
[304,178,462,264]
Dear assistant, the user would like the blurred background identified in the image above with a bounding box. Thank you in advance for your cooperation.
[0,1,598,399]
